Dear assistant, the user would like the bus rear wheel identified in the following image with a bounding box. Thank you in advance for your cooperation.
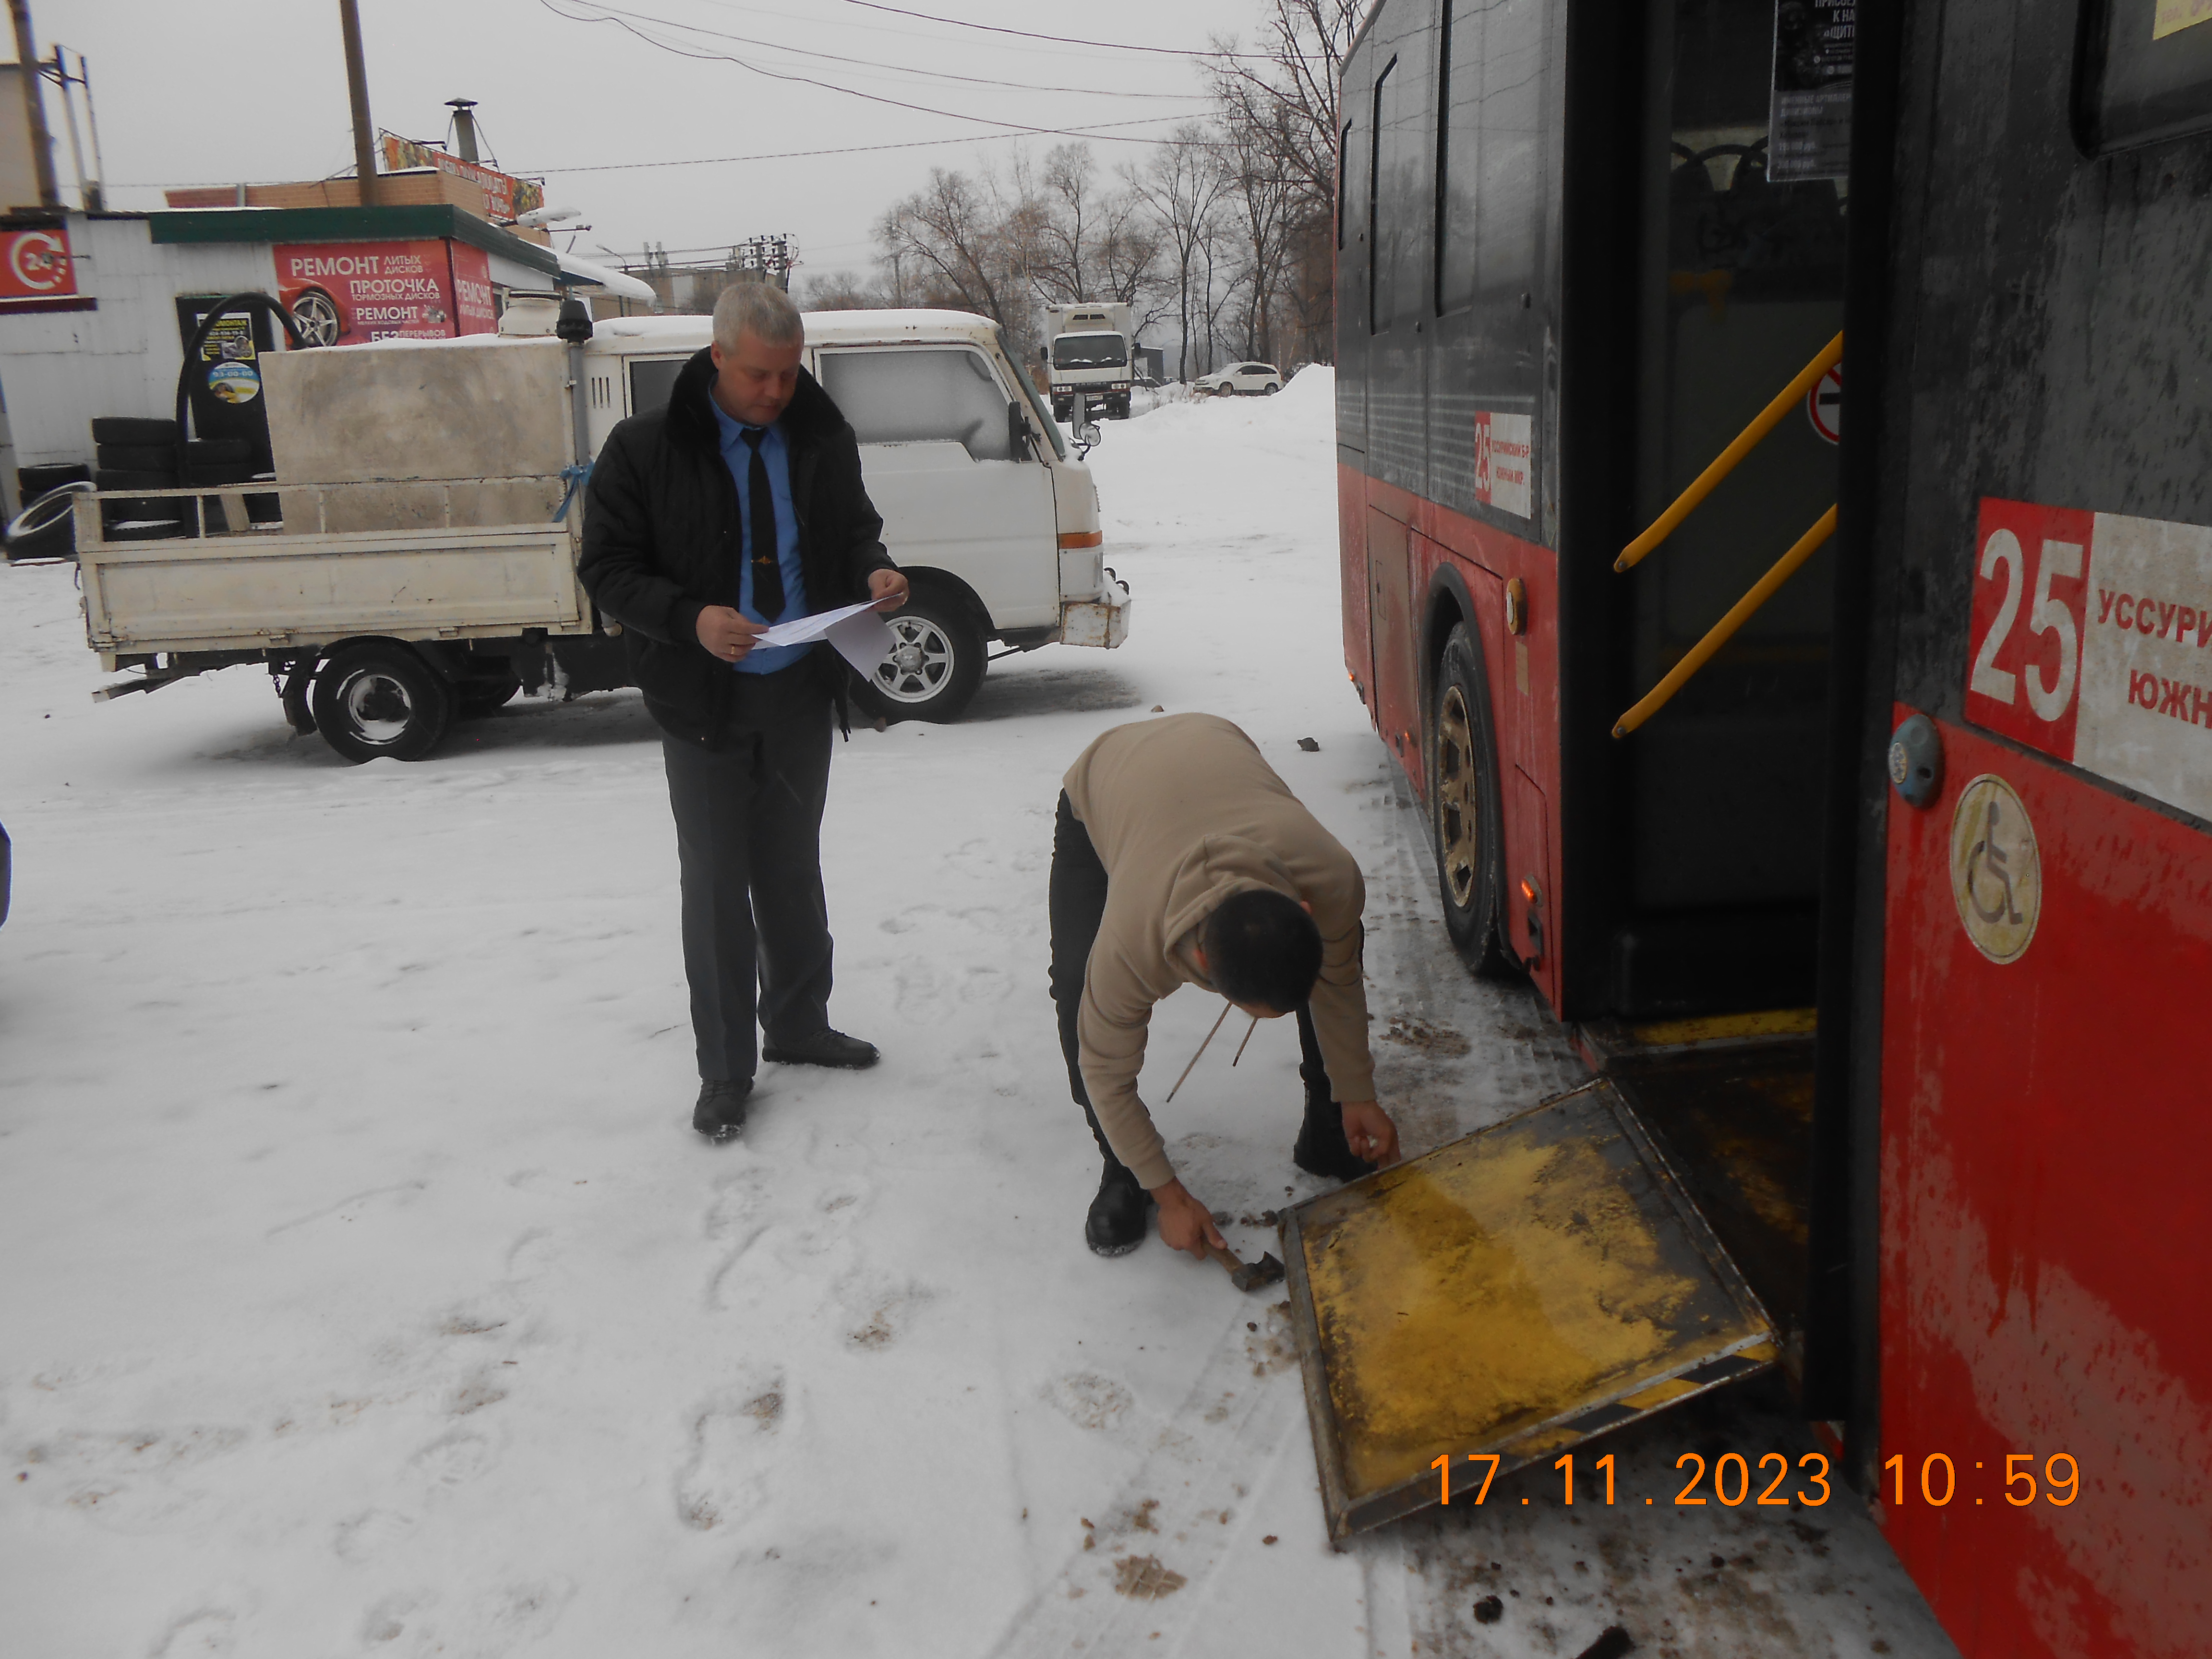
[1432,624,1512,975]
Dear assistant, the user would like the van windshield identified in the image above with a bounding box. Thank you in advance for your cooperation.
[1052,333,1128,369]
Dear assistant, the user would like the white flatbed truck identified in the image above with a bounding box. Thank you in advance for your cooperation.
[42,308,1129,760]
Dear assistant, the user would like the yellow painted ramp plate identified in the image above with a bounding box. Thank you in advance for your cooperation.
[1280,1079,1777,1540]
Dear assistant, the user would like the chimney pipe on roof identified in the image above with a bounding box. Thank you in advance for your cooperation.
[446,97,479,163]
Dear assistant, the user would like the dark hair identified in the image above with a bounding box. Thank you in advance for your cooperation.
[1202,889,1323,1013]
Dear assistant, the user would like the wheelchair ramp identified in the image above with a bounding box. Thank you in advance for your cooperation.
[1281,1079,1777,1539]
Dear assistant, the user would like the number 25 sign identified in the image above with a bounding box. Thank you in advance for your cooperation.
[1965,497,2212,822]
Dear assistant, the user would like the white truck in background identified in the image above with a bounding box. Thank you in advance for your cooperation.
[1042,303,1134,422]
[42,306,1129,761]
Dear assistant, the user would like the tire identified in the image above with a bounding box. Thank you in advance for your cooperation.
[90,416,178,446]
[98,443,179,472]
[1262,382,1280,395]
[455,673,522,718]
[869,588,986,722]
[101,517,188,542]
[19,462,89,496]
[1431,623,1513,975]
[96,468,179,491]
[311,643,455,763]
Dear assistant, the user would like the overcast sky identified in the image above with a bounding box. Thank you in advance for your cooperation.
[26,0,1272,279]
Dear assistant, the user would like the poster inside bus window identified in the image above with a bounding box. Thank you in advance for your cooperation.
[2078,0,2212,151]
[1767,0,1855,181]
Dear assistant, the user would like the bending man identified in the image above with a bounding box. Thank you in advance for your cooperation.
[1050,713,1401,1257]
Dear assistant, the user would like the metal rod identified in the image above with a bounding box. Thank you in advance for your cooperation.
[75,49,103,209]
[1613,505,1839,738]
[1165,1001,1233,1105]
[1231,1014,1259,1067]
[47,49,86,209]
[8,0,60,206]
[1615,333,1842,572]
[336,0,379,206]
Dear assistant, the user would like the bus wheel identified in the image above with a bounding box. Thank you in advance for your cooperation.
[1432,625,1511,975]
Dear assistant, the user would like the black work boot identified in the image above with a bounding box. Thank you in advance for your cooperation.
[762,1028,880,1070]
[1085,1163,1151,1256]
[693,1078,754,1143]
[1294,1094,1378,1183]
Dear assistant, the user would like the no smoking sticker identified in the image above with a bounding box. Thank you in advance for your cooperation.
[1949,774,2041,964]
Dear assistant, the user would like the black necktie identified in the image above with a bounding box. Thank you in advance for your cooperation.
[741,428,785,622]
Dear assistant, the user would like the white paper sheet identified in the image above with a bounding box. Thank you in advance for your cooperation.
[745,600,894,675]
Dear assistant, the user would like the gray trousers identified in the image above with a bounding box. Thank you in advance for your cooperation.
[661,667,835,1082]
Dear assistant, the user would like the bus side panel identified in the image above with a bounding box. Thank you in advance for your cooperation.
[1878,711,2212,1659]
[1339,463,1376,706]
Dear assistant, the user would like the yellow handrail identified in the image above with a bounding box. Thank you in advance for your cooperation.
[1614,332,1843,572]
[1612,505,1838,738]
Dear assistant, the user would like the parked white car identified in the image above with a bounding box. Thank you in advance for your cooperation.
[1193,361,1282,396]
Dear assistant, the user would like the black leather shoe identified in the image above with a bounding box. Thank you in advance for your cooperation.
[693,1078,753,1142]
[1086,1165,1151,1257]
[1294,1107,1378,1183]
[762,1028,880,1070]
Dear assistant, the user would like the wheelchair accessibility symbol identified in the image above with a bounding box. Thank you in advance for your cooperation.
[1949,773,2041,963]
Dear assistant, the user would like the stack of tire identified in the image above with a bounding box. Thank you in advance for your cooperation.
[92,417,257,541]
[5,461,90,562]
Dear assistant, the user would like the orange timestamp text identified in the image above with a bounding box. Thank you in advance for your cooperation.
[1879,1452,2079,1507]
[1432,1450,1835,1508]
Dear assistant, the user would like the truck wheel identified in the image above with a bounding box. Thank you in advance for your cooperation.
[456,673,522,718]
[312,643,455,762]
[1432,624,1512,975]
[871,589,985,723]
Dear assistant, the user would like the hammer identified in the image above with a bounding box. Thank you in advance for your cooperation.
[1204,1239,1285,1293]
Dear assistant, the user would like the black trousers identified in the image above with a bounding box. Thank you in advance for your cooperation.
[1048,791,1336,1182]
[662,668,836,1082]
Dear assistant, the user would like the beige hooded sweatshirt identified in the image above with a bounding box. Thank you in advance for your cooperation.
[1061,713,1376,1190]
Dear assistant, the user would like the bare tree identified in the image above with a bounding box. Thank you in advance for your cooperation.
[875,163,1050,355]
[1133,127,1229,381]
[1204,0,1364,361]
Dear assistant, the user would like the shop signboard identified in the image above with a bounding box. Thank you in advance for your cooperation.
[379,133,544,222]
[0,224,79,308]
[276,240,490,345]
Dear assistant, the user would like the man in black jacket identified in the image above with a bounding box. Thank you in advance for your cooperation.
[580,281,909,1142]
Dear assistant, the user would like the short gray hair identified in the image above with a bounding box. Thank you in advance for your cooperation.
[712,280,803,349]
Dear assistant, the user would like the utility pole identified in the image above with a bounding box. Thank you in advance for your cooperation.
[7,0,60,207]
[337,0,378,206]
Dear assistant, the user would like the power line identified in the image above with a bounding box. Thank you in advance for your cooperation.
[838,1,1273,59]
[537,0,1215,143]
[540,0,1202,97]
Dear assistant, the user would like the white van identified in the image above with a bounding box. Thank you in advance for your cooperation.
[585,309,1129,721]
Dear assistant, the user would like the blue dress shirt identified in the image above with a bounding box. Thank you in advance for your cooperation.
[709,393,810,675]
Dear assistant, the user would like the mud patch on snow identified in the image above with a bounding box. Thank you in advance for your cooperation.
[1044,1371,1132,1431]
[1112,1553,1186,1599]
[1382,1014,1472,1058]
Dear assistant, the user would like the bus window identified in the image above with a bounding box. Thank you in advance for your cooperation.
[1437,0,1545,316]
[2078,0,2212,152]
[1372,56,1430,333]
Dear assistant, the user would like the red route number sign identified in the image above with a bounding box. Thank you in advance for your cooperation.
[1964,496,2212,822]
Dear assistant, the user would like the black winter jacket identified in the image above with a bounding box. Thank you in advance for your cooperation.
[578,348,898,745]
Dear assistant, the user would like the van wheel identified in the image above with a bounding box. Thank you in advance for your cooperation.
[872,590,985,722]
[456,673,522,718]
[1432,624,1512,975]
[312,643,455,762]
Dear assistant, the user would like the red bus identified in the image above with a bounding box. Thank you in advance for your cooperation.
[1334,0,2210,1652]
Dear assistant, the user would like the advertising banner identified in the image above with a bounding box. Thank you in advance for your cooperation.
[276,241,461,345]
[0,224,77,306]
[451,242,497,336]
[379,133,544,221]
[1964,496,2212,822]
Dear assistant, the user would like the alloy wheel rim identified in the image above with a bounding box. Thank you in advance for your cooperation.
[874,616,955,703]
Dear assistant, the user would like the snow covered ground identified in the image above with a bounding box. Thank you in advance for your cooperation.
[0,371,1956,1657]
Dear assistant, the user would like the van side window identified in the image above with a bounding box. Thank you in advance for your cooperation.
[818,348,1016,461]
[628,357,687,417]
